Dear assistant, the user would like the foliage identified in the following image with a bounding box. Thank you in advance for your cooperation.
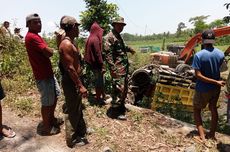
[154,92,194,124]
[0,35,33,83]
[137,96,152,109]
[82,63,112,95]
[161,37,166,50]
[217,114,230,135]
[123,33,188,45]
[122,16,229,43]
[41,37,61,81]
[80,0,119,34]
[209,19,226,28]
[223,3,230,24]
[176,22,186,37]
[189,15,209,34]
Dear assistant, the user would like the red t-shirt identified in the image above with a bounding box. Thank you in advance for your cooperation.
[25,32,53,80]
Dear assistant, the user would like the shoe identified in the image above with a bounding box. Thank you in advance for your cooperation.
[74,136,89,147]
[53,117,64,127]
[105,96,112,104]
[40,126,60,136]
[95,98,106,106]
[0,125,16,138]
[97,98,106,105]
[67,136,88,148]
[117,114,127,120]
[86,127,95,135]
[111,103,120,108]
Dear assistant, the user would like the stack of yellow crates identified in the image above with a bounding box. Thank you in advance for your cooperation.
[151,83,218,112]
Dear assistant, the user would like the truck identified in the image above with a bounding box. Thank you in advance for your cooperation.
[128,26,230,110]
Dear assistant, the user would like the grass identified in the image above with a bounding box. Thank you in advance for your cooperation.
[127,39,230,55]
[127,40,164,50]
[95,127,109,137]
[130,111,143,123]
[15,97,34,114]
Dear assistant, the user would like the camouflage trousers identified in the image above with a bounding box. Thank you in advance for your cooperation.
[226,72,230,94]
[61,74,86,144]
[111,76,128,106]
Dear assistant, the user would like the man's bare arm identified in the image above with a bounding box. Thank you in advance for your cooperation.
[59,41,87,97]
[42,46,54,57]
[195,69,225,86]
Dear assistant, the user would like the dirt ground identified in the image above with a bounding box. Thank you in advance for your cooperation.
[1,96,230,152]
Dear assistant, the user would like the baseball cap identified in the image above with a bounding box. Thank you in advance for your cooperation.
[202,29,215,44]
[60,16,80,26]
[26,13,41,27]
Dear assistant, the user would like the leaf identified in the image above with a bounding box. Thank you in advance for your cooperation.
[224,3,230,10]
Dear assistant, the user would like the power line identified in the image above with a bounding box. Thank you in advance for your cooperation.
[114,0,153,35]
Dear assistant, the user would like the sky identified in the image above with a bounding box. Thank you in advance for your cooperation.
[0,0,229,36]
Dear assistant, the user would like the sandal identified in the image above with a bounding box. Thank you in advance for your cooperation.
[0,125,16,138]
[193,136,213,148]
[193,135,205,144]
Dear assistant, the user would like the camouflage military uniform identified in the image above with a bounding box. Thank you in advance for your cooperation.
[104,29,132,105]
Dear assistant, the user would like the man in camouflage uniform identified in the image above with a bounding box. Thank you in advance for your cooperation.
[104,16,135,120]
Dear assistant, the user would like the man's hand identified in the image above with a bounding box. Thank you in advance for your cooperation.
[110,70,118,78]
[129,48,135,55]
[216,80,226,87]
[79,85,88,98]
[102,65,106,75]
[116,84,124,92]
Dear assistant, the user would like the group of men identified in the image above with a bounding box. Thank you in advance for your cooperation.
[24,13,133,148]
[0,12,229,148]
[0,21,23,41]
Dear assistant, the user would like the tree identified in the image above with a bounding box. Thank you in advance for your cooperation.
[80,0,119,34]
[189,15,209,34]
[209,19,226,28]
[176,22,186,37]
[223,3,230,24]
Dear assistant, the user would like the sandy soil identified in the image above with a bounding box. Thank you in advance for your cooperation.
[1,99,230,152]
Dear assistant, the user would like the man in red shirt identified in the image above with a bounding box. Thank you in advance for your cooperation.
[25,13,62,135]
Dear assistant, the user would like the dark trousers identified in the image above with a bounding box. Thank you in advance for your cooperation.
[61,74,86,141]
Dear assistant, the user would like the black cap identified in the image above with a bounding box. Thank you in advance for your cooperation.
[202,29,215,44]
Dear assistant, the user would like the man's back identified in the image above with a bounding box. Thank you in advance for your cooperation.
[192,47,224,92]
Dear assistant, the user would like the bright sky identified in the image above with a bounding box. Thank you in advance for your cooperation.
[0,0,229,36]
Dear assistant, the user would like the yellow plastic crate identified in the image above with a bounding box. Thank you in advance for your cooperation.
[152,83,194,109]
[151,83,219,111]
